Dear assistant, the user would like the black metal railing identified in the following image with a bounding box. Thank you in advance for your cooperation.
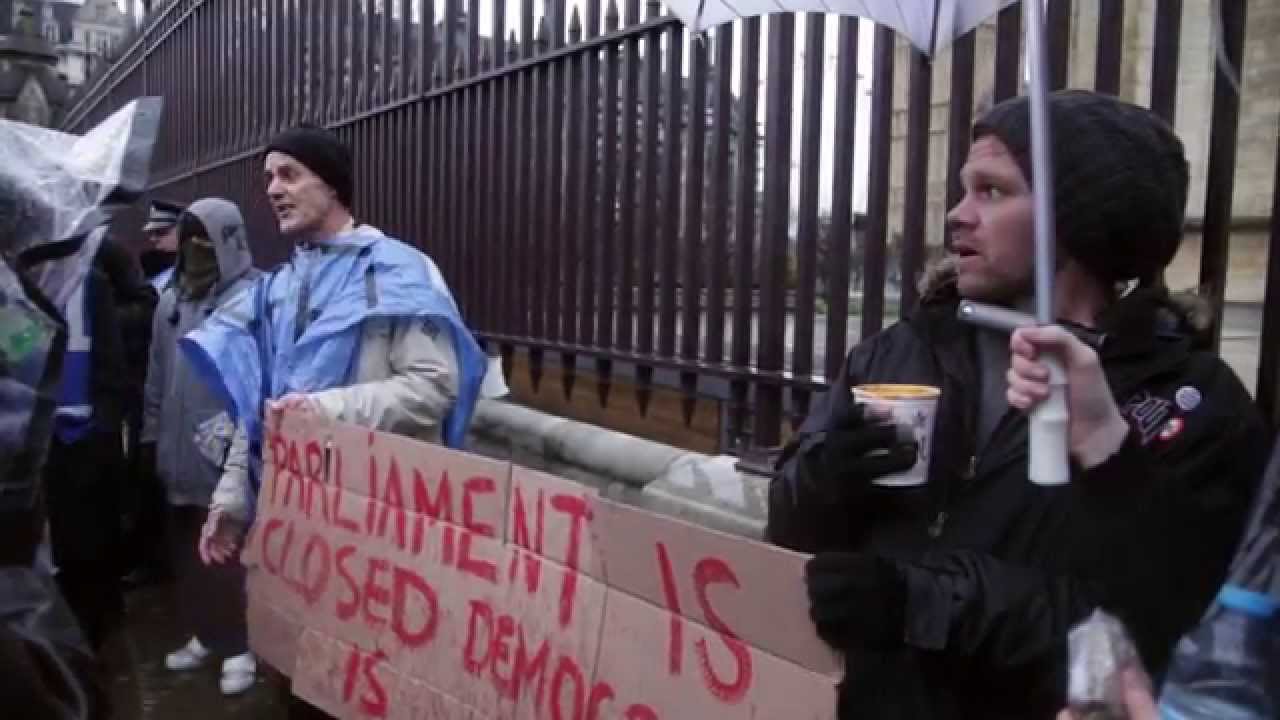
[60,0,1280,452]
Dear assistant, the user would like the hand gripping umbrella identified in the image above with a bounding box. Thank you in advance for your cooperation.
[668,0,1069,485]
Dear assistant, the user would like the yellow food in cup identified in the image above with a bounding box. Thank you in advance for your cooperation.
[852,384,941,401]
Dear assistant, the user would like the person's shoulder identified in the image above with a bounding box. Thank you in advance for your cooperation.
[855,308,949,355]
[93,233,144,280]
[367,232,427,266]
[1179,348,1258,410]
[365,234,440,289]
[217,270,261,302]
[93,231,131,263]
[1121,348,1266,452]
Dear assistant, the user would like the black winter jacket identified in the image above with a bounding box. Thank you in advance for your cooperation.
[768,284,1270,719]
[92,235,156,423]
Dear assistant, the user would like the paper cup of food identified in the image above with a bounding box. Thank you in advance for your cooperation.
[851,384,941,487]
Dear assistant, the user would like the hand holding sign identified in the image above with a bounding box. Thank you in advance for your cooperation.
[268,394,320,429]
[247,416,843,719]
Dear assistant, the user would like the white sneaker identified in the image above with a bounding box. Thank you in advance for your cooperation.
[165,637,211,671]
[220,652,257,696]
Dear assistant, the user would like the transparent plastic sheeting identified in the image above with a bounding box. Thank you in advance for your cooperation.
[0,97,162,512]
[1,97,162,285]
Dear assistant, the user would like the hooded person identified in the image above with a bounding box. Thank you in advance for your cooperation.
[139,198,260,696]
[181,126,486,575]
[769,90,1269,719]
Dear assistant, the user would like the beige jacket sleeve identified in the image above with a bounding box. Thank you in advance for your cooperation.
[211,422,252,520]
[210,318,459,520]
[308,316,458,438]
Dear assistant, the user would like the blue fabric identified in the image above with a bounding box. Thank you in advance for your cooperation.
[149,266,174,293]
[1218,584,1280,618]
[53,279,93,443]
[180,228,485,493]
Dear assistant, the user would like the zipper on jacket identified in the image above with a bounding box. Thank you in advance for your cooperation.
[928,510,949,538]
[927,406,1015,541]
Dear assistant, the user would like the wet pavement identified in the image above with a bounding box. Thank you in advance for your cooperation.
[102,580,287,719]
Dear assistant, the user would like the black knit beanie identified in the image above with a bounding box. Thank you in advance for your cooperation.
[264,125,353,209]
[973,90,1190,286]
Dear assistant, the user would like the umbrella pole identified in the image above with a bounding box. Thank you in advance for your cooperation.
[1024,0,1070,486]
[1026,0,1056,326]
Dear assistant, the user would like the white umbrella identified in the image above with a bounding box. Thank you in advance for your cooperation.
[688,0,1016,54]
[669,0,1069,485]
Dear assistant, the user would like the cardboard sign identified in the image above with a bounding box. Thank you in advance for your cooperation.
[245,413,839,719]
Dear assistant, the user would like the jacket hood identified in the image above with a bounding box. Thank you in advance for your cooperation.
[914,256,1216,350]
[179,198,254,292]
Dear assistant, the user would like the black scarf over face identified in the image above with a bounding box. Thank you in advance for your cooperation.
[140,248,176,279]
[176,213,218,299]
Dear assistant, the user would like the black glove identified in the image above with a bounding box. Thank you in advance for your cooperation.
[813,402,919,494]
[806,552,907,651]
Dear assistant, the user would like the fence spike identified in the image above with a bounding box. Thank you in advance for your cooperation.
[594,359,613,408]
[605,0,620,31]
[432,58,443,85]
[479,41,491,67]
[636,366,653,417]
[569,6,582,43]
[530,349,545,393]
[646,0,661,19]
[561,352,577,400]
[678,372,698,426]
[536,14,551,53]
[500,346,515,393]
[453,53,465,80]
[789,387,810,432]
[507,30,520,62]
[681,396,697,427]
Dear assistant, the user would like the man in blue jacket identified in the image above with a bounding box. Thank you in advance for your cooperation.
[183,124,486,567]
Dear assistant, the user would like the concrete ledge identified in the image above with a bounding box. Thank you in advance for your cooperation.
[466,399,770,540]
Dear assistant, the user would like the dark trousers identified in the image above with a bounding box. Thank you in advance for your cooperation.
[46,431,124,651]
[168,505,249,657]
[121,415,170,578]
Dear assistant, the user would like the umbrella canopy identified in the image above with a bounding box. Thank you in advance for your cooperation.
[683,0,1019,56]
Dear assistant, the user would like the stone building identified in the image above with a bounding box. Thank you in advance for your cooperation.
[38,0,130,90]
[0,0,66,125]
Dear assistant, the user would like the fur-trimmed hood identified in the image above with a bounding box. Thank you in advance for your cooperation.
[914,256,1216,348]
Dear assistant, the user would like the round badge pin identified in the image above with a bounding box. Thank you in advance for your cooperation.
[1175,386,1201,413]
[1159,416,1185,442]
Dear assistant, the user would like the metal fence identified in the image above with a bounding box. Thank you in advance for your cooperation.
[62,0,1277,454]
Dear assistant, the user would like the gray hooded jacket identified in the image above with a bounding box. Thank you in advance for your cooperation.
[142,198,258,506]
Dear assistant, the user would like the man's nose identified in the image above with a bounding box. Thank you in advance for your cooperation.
[266,178,284,199]
[947,195,975,231]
